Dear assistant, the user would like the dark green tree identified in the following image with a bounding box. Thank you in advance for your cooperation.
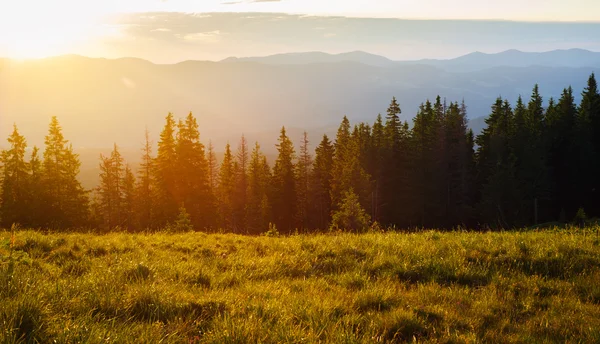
[0,125,29,227]
[310,134,334,230]
[272,127,297,232]
[41,117,88,228]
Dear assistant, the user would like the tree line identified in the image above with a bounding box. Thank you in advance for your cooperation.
[1,74,599,232]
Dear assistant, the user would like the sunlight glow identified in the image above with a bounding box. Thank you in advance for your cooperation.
[0,1,112,59]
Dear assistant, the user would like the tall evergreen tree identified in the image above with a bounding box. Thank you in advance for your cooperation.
[154,113,178,226]
[233,135,249,231]
[443,102,474,227]
[476,98,521,228]
[0,125,29,227]
[330,117,370,214]
[122,165,136,230]
[310,134,334,230]
[41,117,88,228]
[272,127,297,232]
[27,146,42,227]
[296,131,313,230]
[545,88,577,220]
[217,143,235,230]
[246,142,271,234]
[176,112,215,229]
[136,129,155,230]
[575,74,600,217]
[207,140,219,192]
[97,144,125,229]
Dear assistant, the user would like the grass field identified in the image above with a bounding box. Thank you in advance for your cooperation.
[1,228,600,343]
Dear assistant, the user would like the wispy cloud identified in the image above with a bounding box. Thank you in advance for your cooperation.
[180,30,224,43]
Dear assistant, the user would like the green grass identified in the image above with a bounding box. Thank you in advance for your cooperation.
[1,228,600,343]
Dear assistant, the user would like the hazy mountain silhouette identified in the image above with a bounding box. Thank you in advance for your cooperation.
[224,49,600,71]
[1,52,598,188]
[413,48,600,71]
[222,51,396,67]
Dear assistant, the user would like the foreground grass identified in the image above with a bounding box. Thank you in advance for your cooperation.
[1,228,600,343]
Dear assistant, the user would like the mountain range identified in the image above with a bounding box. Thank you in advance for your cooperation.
[1,49,599,188]
[223,48,600,71]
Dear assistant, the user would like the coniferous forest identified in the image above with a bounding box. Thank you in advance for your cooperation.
[1,74,599,233]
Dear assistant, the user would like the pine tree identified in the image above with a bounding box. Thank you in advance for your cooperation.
[295,131,313,230]
[135,129,155,230]
[330,117,370,213]
[575,74,600,217]
[175,112,215,229]
[154,113,178,226]
[0,125,29,227]
[246,142,272,234]
[512,86,551,225]
[546,88,577,220]
[310,134,334,230]
[217,143,235,230]
[381,97,415,227]
[97,144,124,229]
[207,140,219,192]
[272,127,297,232]
[413,99,446,227]
[369,115,385,223]
[476,98,521,228]
[27,146,42,227]
[122,165,136,230]
[41,117,88,228]
[443,102,473,227]
[233,135,249,231]
[330,189,371,232]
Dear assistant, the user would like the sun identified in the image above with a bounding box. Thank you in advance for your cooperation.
[0,1,107,59]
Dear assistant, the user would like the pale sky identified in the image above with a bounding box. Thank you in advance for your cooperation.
[1,0,599,60]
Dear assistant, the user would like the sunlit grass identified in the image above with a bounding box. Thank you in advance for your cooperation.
[1,228,600,342]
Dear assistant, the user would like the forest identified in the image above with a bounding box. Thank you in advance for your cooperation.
[1,73,599,233]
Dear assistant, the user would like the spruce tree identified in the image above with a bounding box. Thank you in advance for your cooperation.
[476,98,521,228]
[0,125,29,227]
[330,189,371,232]
[575,74,600,217]
[217,143,235,230]
[122,165,136,230]
[272,127,297,232]
[27,146,42,227]
[154,113,178,226]
[295,131,313,230]
[136,129,155,230]
[546,88,577,219]
[246,142,271,234]
[233,135,249,231]
[97,144,124,229]
[330,117,370,213]
[207,140,219,192]
[41,117,88,228]
[310,134,334,230]
[175,112,215,229]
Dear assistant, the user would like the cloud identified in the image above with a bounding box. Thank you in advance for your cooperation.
[181,30,223,43]
[151,28,171,32]
[324,33,337,38]
[222,0,280,3]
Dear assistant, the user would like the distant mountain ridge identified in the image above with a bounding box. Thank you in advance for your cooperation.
[222,49,600,71]
[221,51,396,67]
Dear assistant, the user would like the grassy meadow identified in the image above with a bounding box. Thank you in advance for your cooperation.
[1,228,600,343]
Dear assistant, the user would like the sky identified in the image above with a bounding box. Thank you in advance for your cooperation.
[1,0,600,61]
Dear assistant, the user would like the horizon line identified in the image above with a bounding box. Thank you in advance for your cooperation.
[2,47,599,65]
